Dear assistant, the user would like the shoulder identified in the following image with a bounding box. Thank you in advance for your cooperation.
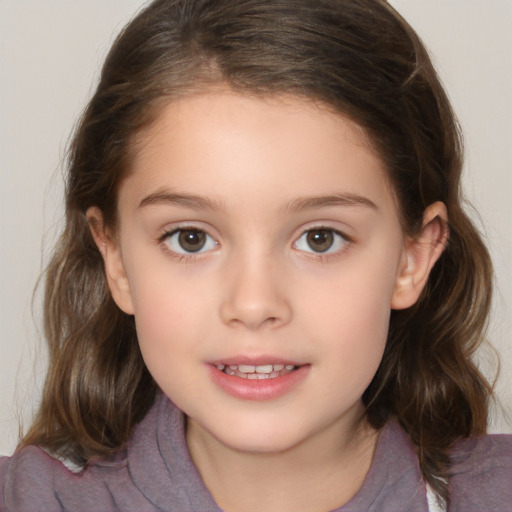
[0,445,137,512]
[1,445,69,511]
[449,433,512,512]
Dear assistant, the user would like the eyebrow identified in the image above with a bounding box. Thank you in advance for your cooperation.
[138,189,377,213]
[138,190,226,211]
[284,193,378,212]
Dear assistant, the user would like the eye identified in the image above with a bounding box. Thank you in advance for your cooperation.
[163,228,217,255]
[294,228,348,254]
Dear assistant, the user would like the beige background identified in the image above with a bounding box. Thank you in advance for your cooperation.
[1,0,511,456]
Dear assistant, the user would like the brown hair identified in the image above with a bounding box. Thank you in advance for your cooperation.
[21,0,493,505]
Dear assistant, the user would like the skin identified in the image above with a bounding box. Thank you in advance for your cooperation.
[89,91,447,512]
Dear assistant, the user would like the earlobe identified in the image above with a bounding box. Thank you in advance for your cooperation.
[391,202,449,310]
[86,207,135,315]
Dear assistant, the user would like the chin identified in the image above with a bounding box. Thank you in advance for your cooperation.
[221,432,303,454]
[202,415,316,455]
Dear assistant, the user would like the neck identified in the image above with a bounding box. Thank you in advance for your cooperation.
[186,403,378,512]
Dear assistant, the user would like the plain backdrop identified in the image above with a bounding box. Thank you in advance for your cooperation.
[1,0,511,456]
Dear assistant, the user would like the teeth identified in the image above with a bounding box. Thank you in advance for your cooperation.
[255,365,273,374]
[217,363,298,378]
[238,364,256,373]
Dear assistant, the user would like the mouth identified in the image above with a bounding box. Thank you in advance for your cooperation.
[215,363,300,380]
[209,361,309,400]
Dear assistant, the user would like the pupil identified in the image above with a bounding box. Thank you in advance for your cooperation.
[307,229,333,253]
[178,230,206,252]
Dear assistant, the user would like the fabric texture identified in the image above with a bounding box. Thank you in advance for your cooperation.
[1,393,511,512]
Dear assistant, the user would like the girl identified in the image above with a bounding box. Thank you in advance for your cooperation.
[1,0,511,511]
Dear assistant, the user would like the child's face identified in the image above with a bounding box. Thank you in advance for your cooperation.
[99,91,432,454]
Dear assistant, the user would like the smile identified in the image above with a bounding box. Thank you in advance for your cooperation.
[209,362,309,400]
[216,363,298,379]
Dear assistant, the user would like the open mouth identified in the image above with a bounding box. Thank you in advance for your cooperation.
[215,363,300,380]
[209,361,310,400]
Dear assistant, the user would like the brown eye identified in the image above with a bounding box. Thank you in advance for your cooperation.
[178,230,206,252]
[306,229,334,253]
[294,228,348,255]
[163,228,217,255]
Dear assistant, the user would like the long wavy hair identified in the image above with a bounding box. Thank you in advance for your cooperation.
[21,0,493,505]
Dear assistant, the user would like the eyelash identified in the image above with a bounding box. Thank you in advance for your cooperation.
[293,227,351,262]
[159,225,218,261]
[158,225,352,262]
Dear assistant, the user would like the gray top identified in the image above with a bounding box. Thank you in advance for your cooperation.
[1,393,511,511]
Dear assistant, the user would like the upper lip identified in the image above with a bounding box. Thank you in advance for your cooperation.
[210,355,304,366]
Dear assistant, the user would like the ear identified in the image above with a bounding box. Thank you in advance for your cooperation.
[391,202,449,310]
[86,207,135,315]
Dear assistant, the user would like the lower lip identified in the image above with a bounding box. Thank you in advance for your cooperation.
[208,364,310,401]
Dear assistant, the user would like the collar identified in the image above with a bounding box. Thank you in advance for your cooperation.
[127,394,428,512]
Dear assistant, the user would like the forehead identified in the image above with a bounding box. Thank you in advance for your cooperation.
[120,91,396,215]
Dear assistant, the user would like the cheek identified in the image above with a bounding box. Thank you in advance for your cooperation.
[132,284,200,347]
[123,255,201,354]
[312,290,390,403]
[306,249,399,328]
[301,247,400,375]
[125,257,224,390]
[130,278,208,401]
[319,286,390,367]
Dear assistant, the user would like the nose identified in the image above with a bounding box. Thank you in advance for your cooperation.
[219,253,293,330]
